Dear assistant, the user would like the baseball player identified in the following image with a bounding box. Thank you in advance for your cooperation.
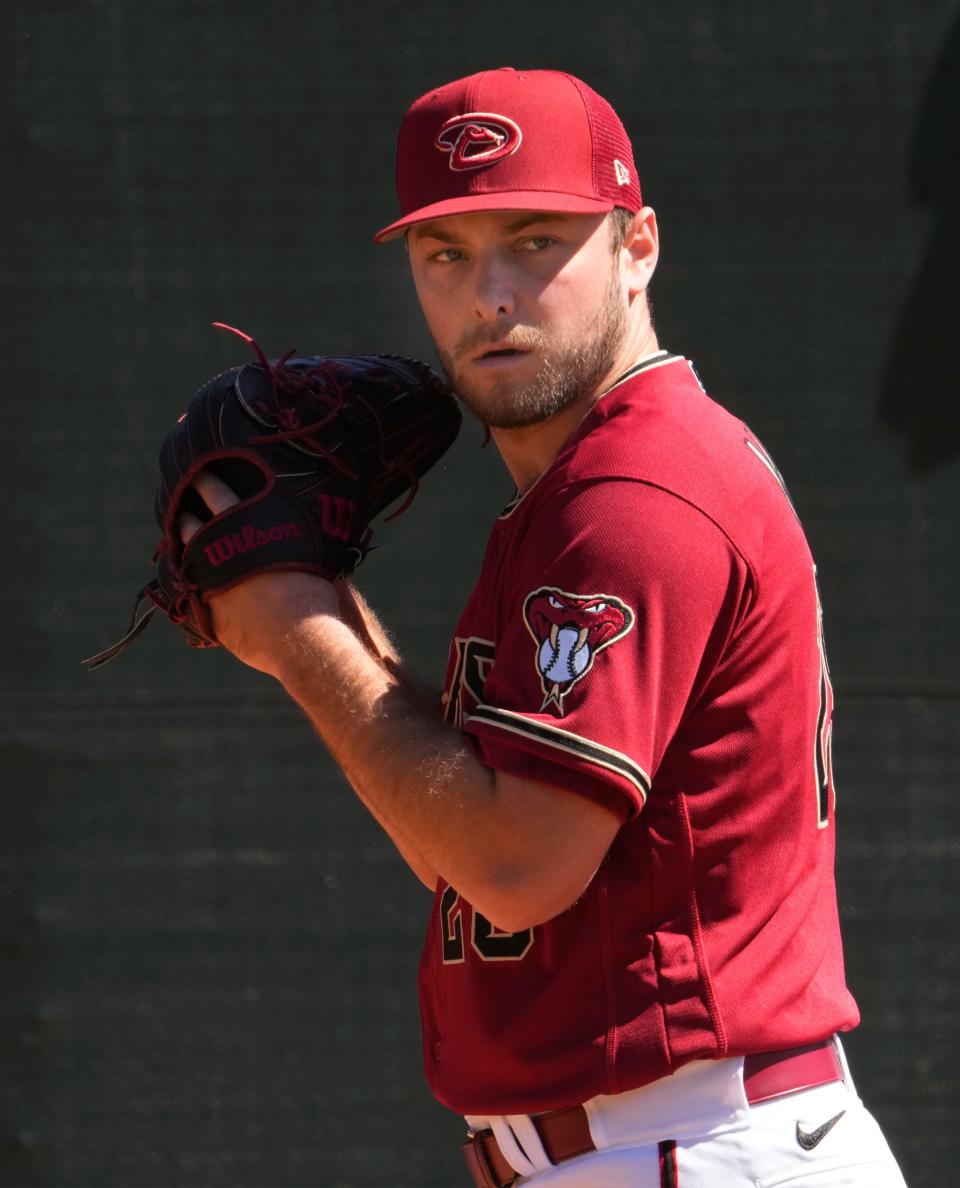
[181,68,908,1186]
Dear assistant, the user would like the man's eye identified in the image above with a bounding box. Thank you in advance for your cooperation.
[519,236,555,251]
[431,248,465,263]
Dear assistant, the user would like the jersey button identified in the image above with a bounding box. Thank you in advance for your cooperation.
[433,1040,443,1061]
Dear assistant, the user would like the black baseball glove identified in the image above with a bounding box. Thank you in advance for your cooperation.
[84,325,460,668]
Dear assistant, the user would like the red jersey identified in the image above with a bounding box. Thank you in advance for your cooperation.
[420,353,860,1116]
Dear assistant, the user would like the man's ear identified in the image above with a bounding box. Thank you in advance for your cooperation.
[622,206,659,296]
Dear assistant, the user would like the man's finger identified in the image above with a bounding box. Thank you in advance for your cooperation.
[193,469,241,516]
[179,511,204,546]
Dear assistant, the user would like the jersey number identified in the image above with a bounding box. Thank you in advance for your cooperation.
[443,637,495,727]
[439,884,534,963]
[441,640,532,960]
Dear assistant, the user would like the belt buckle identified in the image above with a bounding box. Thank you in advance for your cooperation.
[462,1128,516,1188]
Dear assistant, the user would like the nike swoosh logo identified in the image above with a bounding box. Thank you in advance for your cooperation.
[796,1109,846,1150]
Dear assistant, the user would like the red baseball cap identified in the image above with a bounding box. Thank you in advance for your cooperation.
[374,67,642,242]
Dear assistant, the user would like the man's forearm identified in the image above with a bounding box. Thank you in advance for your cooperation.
[255,598,618,934]
[185,483,618,932]
[274,609,507,909]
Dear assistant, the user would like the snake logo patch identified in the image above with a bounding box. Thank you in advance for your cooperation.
[524,587,635,712]
[435,112,522,171]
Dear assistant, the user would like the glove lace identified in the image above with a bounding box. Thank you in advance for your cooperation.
[216,324,360,480]
[168,571,201,625]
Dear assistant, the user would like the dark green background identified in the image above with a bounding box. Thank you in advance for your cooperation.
[2,2,958,1185]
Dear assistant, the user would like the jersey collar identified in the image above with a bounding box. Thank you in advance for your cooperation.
[595,350,681,401]
[496,350,685,520]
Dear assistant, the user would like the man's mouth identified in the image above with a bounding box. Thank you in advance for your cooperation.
[473,345,532,365]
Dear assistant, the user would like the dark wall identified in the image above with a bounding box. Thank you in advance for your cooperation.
[2,2,957,1185]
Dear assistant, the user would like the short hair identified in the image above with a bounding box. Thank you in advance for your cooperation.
[608,206,635,252]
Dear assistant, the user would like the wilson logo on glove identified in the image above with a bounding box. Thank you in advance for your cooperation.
[315,494,358,542]
[82,323,460,668]
[203,522,302,567]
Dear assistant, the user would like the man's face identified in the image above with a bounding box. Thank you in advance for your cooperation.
[406,210,628,429]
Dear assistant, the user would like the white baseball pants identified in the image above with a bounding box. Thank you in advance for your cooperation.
[464,1040,907,1186]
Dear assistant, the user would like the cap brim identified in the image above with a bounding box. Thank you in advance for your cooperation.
[373,191,615,243]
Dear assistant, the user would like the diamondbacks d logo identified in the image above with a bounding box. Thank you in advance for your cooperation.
[524,587,635,712]
[435,112,522,171]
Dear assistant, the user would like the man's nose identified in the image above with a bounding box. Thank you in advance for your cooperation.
[472,256,516,321]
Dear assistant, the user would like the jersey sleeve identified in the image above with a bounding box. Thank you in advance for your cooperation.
[461,479,752,821]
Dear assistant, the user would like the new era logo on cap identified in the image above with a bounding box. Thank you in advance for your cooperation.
[374,67,642,242]
[435,113,522,171]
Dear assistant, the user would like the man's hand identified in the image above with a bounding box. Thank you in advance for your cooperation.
[179,470,339,677]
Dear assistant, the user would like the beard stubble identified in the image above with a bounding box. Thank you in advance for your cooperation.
[433,261,628,430]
